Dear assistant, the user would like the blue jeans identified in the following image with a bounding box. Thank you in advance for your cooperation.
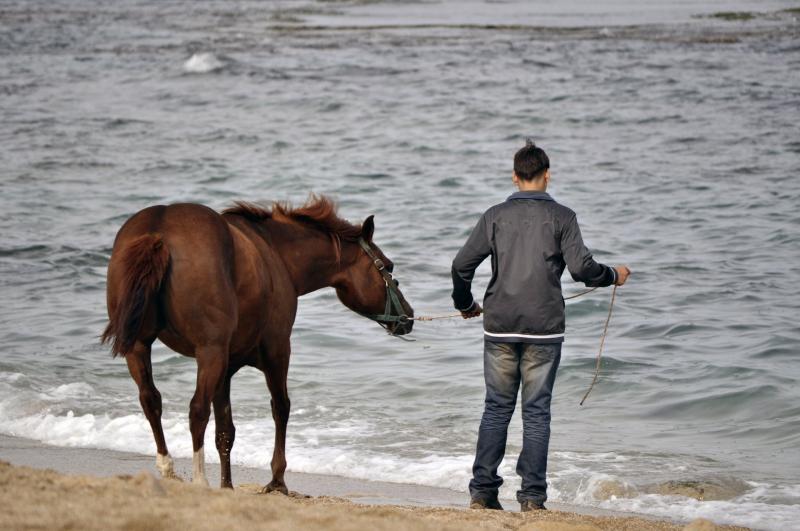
[469,340,561,504]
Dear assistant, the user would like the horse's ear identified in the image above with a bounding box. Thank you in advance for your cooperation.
[362,215,375,241]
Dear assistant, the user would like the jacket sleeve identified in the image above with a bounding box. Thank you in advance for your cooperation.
[561,213,617,288]
[451,213,492,311]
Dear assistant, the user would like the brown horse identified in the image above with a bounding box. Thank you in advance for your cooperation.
[101,195,413,491]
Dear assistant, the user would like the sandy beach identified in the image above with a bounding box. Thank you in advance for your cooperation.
[0,435,746,531]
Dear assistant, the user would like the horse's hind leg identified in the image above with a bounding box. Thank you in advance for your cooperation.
[125,340,177,479]
[261,344,291,495]
[213,367,239,489]
[189,344,229,487]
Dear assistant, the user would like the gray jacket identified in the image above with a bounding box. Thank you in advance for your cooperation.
[451,191,617,343]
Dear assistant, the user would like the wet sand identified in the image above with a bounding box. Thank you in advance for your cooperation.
[0,435,746,531]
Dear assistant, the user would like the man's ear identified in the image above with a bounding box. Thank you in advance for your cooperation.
[362,215,375,241]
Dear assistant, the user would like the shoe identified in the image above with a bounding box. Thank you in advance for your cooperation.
[469,496,504,510]
[520,500,547,512]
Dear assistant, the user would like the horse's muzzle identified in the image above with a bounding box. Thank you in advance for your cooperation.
[390,313,414,335]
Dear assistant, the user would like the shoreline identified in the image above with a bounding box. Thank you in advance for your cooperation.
[0,434,744,530]
[0,433,610,513]
[0,433,468,509]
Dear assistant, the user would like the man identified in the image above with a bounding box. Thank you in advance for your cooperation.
[451,140,630,512]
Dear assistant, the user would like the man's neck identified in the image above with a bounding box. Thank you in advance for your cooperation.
[516,182,547,192]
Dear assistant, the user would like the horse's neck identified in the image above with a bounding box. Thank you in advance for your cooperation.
[264,220,343,295]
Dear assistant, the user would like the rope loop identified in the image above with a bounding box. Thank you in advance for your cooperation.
[579,285,617,406]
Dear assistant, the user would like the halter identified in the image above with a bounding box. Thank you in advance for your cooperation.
[356,238,410,330]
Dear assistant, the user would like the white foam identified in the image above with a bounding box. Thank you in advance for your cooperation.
[545,463,800,529]
[287,449,474,492]
[39,382,95,401]
[599,493,800,530]
[182,53,224,74]
[0,372,26,383]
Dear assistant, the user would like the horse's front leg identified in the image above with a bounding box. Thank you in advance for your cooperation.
[261,344,291,495]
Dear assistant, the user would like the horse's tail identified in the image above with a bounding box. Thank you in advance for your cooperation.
[101,233,170,357]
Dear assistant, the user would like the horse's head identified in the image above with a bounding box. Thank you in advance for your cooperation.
[333,216,414,336]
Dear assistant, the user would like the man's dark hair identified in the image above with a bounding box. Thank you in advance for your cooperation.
[514,139,550,181]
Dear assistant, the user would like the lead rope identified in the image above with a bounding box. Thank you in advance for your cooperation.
[579,285,617,406]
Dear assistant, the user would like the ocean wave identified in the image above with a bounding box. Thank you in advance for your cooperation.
[0,372,26,384]
[38,382,95,402]
[182,53,225,74]
[599,493,800,530]
[550,462,800,529]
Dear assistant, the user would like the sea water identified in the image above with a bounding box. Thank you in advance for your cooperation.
[1,1,799,529]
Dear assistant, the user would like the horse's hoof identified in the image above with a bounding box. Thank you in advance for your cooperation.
[156,454,181,481]
[260,481,289,495]
[162,470,183,482]
[158,468,182,482]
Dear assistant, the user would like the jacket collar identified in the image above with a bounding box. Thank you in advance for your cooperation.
[506,191,554,201]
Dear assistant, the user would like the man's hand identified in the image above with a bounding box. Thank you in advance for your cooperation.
[614,266,631,286]
[461,302,483,319]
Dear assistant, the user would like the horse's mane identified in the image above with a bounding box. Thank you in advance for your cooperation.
[223,195,363,243]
